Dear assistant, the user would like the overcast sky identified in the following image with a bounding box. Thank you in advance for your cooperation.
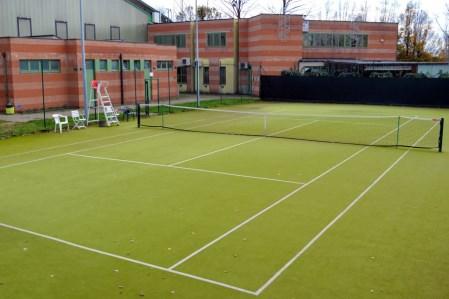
[143,0,448,24]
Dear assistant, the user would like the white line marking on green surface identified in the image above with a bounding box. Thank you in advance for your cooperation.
[68,153,304,185]
[0,222,257,296]
[0,118,208,160]
[0,114,248,170]
[167,119,415,270]
[255,121,439,295]
[170,120,319,166]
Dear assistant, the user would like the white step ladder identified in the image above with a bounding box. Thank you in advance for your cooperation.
[87,80,119,126]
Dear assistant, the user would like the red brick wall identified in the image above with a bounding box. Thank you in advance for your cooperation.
[0,38,178,112]
[246,15,304,95]
[149,15,399,97]
[0,39,11,111]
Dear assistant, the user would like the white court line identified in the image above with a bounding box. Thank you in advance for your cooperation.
[0,222,257,296]
[255,121,439,295]
[0,131,173,170]
[0,114,251,171]
[170,120,319,166]
[0,117,208,160]
[69,153,303,185]
[168,118,415,270]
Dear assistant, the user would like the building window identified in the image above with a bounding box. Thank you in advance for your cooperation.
[207,32,226,47]
[203,67,209,85]
[177,67,187,84]
[110,26,120,40]
[219,66,226,85]
[99,59,108,71]
[111,60,120,71]
[156,60,173,70]
[17,17,32,37]
[304,32,368,48]
[85,23,96,40]
[122,60,130,71]
[55,21,68,39]
[134,60,141,71]
[144,60,151,71]
[19,60,60,73]
[154,34,186,48]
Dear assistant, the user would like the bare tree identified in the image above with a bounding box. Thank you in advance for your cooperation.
[398,1,436,61]
[353,0,369,21]
[281,0,308,15]
[323,0,332,20]
[266,0,309,15]
[221,0,253,19]
[378,0,400,22]
[174,0,196,22]
[333,0,357,21]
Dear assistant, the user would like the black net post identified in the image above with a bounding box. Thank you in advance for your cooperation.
[439,118,444,152]
[137,104,141,128]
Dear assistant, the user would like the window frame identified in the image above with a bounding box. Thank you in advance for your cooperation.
[19,60,61,73]
[154,34,186,48]
[55,20,68,39]
[17,17,32,37]
[177,66,187,84]
[134,60,141,71]
[203,66,210,85]
[99,59,108,72]
[304,32,368,49]
[84,23,96,40]
[207,32,226,48]
[122,60,131,71]
[219,66,226,85]
[111,60,120,71]
[156,60,173,71]
[110,26,121,40]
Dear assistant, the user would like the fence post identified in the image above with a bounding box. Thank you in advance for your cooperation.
[439,118,445,153]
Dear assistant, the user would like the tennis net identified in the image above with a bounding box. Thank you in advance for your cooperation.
[136,104,444,152]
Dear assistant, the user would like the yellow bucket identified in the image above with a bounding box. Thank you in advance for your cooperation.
[5,105,15,115]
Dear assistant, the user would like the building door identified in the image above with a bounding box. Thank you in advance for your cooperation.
[85,60,96,99]
[143,60,152,103]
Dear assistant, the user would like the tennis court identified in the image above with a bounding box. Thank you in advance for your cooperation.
[1,101,448,299]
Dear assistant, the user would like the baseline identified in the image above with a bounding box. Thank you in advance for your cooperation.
[0,222,257,296]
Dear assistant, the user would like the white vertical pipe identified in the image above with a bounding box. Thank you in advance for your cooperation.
[195,0,200,107]
[80,0,88,118]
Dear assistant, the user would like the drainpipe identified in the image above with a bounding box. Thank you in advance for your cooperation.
[119,53,124,105]
[2,53,9,106]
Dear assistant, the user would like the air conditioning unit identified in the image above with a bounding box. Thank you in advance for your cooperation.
[180,58,191,66]
[240,62,251,70]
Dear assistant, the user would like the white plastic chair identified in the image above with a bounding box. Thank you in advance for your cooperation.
[71,110,86,129]
[52,114,69,134]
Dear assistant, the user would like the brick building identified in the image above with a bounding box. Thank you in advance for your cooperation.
[0,0,177,112]
[1,4,399,112]
[149,15,398,96]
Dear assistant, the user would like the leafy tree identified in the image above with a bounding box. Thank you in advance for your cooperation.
[197,5,222,20]
[397,1,436,61]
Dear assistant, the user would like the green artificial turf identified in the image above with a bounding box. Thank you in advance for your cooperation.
[0,102,448,299]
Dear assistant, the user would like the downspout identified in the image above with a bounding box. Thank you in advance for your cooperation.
[2,52,9,106]
[235,19,240,94]
[119,53,124,105]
